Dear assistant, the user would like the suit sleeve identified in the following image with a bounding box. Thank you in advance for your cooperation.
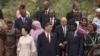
[14,20,18,29]
[79,34,84,56]
[55,26,60,43]
[66,12,71,21]
[30,19,32,29]
[57,19,60,26]
[66,34,69,54]
[54,33,59,55]
[37,35,41,56]
[0,10,3,19]
[80,13,82,18]
[38,11,42,24]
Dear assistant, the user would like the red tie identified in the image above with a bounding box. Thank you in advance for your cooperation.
[47,33,50,43]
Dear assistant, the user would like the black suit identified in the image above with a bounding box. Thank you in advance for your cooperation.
[44,17,60,32]
[55,25,68,56]
[37,32,59,56]
[0,9,3,19]
[66,11,82,21]
[68,19,81,25]
[39,10,49,27]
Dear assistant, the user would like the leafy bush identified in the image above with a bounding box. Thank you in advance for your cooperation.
[0,0,98,22]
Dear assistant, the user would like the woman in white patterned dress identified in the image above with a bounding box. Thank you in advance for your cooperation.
[17,26,36,56]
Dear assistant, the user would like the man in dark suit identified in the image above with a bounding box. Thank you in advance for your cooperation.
[44,9,60,32]
[55,17,68,56]
[0,9,3,19]
[66,22,84,56]
[37,22,59,56]
[14,10,32,31]
[66,3,82,21]
[68,12,81,28]
[39,1,50,27]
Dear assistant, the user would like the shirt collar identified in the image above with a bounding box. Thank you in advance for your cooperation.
[73,9,79,12]
[45,8,49,12]
[62,25,67,28]
[45,31,50,37]
[21,17,25,20]
[50,17,54,20]
[45,31,50,35]
[24,34,29,38]
[46,8,49,12]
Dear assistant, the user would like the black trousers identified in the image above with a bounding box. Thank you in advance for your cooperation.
[59,47,66,56]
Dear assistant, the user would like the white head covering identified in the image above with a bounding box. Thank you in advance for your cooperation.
[96,8,100,12]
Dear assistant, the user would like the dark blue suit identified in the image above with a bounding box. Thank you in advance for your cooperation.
[37,32,59,56]
[14,17,32,31]
[66,31,84,56]
[39,10,49,27]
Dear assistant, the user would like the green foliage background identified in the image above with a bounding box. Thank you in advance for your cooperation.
[0,0,98,21]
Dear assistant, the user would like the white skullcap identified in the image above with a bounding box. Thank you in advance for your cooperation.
[96,8,100,12]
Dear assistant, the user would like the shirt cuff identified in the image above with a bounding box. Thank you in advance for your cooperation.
[59,43,63,46]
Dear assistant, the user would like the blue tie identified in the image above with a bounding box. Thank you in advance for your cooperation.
[63,27,66,37]
[45,10,48,15]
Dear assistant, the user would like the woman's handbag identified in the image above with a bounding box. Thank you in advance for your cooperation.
[93,48,100,56]
[87,47,95,56]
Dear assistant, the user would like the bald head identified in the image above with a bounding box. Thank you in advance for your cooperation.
[60,17,67,26]
[43,1,50,10]
[49,9,55,17]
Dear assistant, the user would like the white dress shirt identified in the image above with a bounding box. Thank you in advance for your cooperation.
[92,17,100,34]
[73,9,79,12]
[50,17,55,26]
[62,26,67,31]
[45,8,49,15]
[62,26,67,32]
[75,21,80,28]
[62,26,67,37]
[21,17,26,23]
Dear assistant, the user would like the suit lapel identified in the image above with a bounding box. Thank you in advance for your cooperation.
[49,17,57,26]
[73,31,78,40]
[43,32,52,44]
[21,17,27,24]
[19,18,24,25]
[54,18,57,26]
[50,33,53,44]
[61,25,68,38]
[43,32,49,43]
[66,26,68,36]
[61,26,65,37]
